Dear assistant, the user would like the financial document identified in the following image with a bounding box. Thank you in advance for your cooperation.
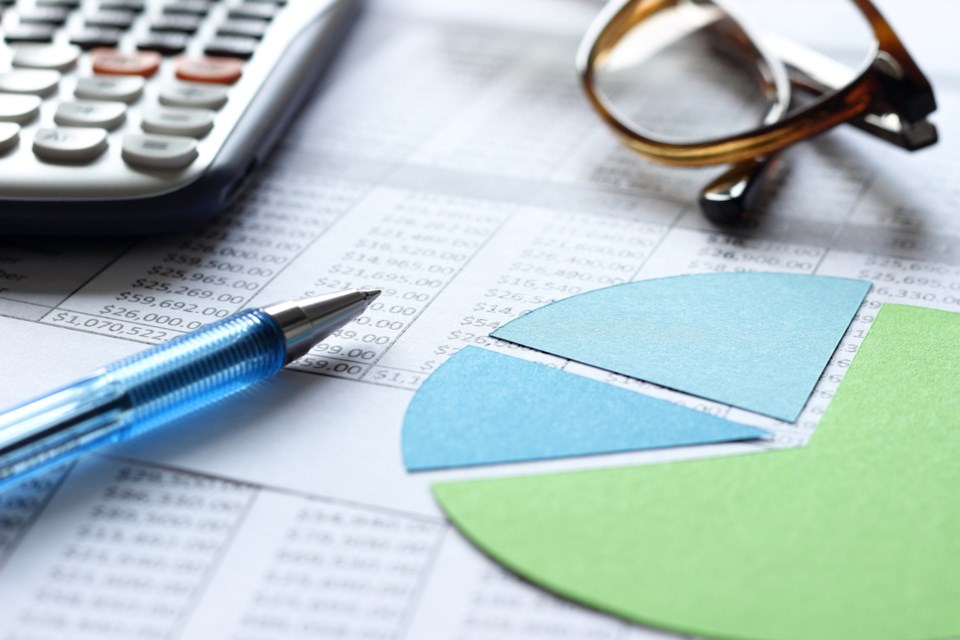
[0,0,957,637]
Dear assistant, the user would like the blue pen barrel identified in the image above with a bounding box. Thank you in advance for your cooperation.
[0,309,286,490]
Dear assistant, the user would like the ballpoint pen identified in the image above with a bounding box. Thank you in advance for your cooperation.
[0,289,380,491]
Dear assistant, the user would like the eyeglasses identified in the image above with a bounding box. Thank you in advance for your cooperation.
[576,0,938,222]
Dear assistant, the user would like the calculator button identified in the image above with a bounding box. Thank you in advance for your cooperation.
[86,10,136,29]
[19,7,71,25]
[0,70,60,95]
[150,14,200,33]
[141,105,214,137]
[12,45,81,71]
[163,0,211,15]
[137,32,189,55]
[0,94,41,123]
[228,4,276,20]
[159,81,227,109]
[99,0,145,11]
[122,133,197,169]
[0,123,20,153]
[91,48,161,76]
[75,74,144,101]
[216,19,268,39]
[33,127,108,162]
[4,25,56,43]
[70,27,122,49]
[55,100,126,129]
[175,56,243,84]
[203,36,257,60]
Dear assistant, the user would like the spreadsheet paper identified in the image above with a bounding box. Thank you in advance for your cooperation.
[0,1,956,638]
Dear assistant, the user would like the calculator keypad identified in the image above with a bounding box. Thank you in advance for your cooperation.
[90,48,161,75]
[164,0,212,16]
[122,132,197,168]
[150,14,200,32]
[0,93,41,123]
[174,56,242,83]
[137,31,189,54]
[11,44,81,70]
[158,81,227,109]
[4,24,56,43]
[54,99,127,128]
[101,0,144,10]
[0,123,20,151]
[69,27,122,48]
[20,7,72,25]
[32,126,108,161]
[228,3,275,20]
[141,104,213,137]
[0,0,315,197]
[74,74,144,101]
[203,35,255,59]
[0,69,61,95]
[216,18,265,39]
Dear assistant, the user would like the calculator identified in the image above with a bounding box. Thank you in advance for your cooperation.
[0,0,360,234]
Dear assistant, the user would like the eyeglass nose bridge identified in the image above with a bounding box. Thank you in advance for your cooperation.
[691,8,792,223]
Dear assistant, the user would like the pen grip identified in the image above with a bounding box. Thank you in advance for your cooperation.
[0,309,286,489]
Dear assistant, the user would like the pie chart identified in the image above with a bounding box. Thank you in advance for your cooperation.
[434,305,960,640]
[403,272,870,471]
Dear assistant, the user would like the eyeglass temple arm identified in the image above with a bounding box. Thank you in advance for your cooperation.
[698,10,939,224]
[697,42,940,225]
[698,156,774,224]
[768,34,937,151]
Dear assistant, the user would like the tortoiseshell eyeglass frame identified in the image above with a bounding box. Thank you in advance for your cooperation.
[577,0,938,222]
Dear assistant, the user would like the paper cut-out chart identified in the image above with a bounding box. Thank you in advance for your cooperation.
[436,305,960,640]
[402,347,768,471]
[491,273,871,422]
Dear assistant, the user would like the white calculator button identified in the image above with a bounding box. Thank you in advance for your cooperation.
[122,133,197,169]
[0,70,61,96]
[141,105,214,137]
[12,45,82,71]
[74,75,145,102]
[55,100,127,129]
[0,94,42,124]
[0,123,20,154]
[32,127,108,162]
[158,82,228,110]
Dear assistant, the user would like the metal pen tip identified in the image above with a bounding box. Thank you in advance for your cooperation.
[264,289,384,363]
[360,289,381,302]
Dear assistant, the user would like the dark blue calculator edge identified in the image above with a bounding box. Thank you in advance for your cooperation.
[1,0,363,236]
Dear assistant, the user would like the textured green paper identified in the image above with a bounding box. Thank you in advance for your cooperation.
[436,305,960,640]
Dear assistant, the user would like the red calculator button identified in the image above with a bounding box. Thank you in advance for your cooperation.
[91,48,161,77]
[175,56,243,84]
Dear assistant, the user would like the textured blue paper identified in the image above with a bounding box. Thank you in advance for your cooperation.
[402,347,768,471]
[491,273,870,422]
